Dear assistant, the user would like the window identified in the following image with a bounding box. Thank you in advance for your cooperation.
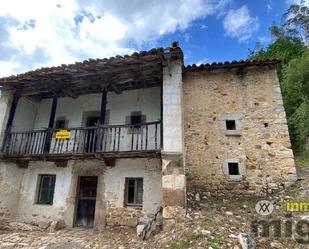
[55,119,66,129]
[37,175,56,205]
[228,162,240,175]
[125,178,143,207]
[131,114,142,128]
[219,113,242,136]
[126,111,146,133]
[226,120,236,130]
[55,117,68,129]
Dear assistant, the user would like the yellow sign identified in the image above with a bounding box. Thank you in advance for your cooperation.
[55,130,71,140]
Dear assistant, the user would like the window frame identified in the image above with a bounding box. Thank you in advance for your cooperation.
[223,159,245,181]
[36,174,56,205]
[124,177,143,208]
[219,113,242,136]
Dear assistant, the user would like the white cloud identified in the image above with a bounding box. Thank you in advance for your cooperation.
[196,58,211,65]
[258,36,271,44]
[183,33,192,42]
[286,0,309,6]
[222,5,259,43]
[0,0,231,77]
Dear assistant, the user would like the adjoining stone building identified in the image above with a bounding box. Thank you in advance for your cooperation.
[0,43,296,231]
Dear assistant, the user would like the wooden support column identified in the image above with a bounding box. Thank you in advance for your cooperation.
[96,88,107,152]
[99,88,107,126]
[1,90,20,153]
[48,95,58,129]
[5,91,20,131]
[44,95,58,153]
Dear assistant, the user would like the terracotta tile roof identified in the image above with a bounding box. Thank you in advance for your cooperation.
[184,59,281,72]
[0,43,183,83]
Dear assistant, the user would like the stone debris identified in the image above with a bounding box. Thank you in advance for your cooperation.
[7,222,41,231]
[137,206,163,240]
[229,234,238,239]
[238,233,256,249]
[48,220,65,232]
[270,241,283,248]
[200,229,211,237]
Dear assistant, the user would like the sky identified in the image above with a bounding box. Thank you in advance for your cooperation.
[0,0,308,77]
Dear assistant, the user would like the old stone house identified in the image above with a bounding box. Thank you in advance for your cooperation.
[0,42,297,231]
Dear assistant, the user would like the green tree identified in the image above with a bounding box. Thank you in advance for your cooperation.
[282,49,309,151]
[249,2,309,155]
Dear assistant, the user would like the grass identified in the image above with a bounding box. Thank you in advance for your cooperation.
[164,234,204,249]
[165,234,224,249]
[204,235,224,249]
[295,150,309,168]
[285,184,299,197]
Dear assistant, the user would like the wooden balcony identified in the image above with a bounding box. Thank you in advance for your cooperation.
[1,121,161,160]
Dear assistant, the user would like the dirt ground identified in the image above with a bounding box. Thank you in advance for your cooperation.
[0,167,308,249]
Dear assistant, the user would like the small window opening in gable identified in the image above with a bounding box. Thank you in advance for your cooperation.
[228,162,240,176]
[125,178,143,207]
[226,120,236,130]
[37,175,56,205]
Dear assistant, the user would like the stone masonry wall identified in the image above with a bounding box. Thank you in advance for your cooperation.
[183,66,297,196]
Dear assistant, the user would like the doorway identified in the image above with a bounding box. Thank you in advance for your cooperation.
[75,176,98,228]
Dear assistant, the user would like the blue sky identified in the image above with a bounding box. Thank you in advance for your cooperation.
[0,0,307,77]
[159,0,297,64]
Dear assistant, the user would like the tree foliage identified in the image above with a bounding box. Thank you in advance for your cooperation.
[249,2,309,153]
[282,50,309,150]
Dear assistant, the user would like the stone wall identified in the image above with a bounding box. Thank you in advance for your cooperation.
[183,66,297,196]
[0,162,24,220]
[0,158,162,229]
[104,158,162,227]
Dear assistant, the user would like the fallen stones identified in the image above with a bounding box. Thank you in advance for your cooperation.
[238,233,256,249]
[136,224,146,236]
[200,229,211,237]
[228,234,238,239]
[48,220,65,232]
[8,222,41,231]
[270,241,282,248]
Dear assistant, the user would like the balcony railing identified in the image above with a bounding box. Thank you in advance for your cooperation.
[2,121,161,158]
